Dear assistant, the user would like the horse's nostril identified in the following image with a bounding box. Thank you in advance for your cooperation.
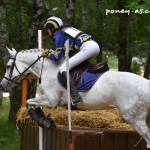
[0,83,3,91]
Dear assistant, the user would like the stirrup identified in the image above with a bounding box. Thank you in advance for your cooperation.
[72,99,82,105]
[63,99,82,110]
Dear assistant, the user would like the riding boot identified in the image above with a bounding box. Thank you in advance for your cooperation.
[61,71,82,107]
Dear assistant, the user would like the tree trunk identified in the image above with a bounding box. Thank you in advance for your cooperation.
[27,0,44,99]
[0,0,9,111]
[5,0,44,124]
[28,0,44,48]
[82,0,88,26]
[95,0,102,62]
[64,0,75,25]
[144,52,150,79]
[0,93,2,111]
[8,86,21,124]
[118,0,128,71]
[7,0,22,124]
[126,55,132,72]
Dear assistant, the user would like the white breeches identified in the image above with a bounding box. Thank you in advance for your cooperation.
[59,40,100,74]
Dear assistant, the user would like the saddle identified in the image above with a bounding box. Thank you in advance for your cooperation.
[71,61,109,85]
[58,61,109,90]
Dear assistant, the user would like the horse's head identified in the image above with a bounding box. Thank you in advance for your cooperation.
[0,47,61,92]
[0,47,31,92]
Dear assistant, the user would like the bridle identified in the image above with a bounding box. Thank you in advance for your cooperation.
[4,52,43,85]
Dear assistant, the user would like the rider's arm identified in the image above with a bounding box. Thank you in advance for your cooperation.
[48,48,65,61]
[47,31,65,61]
[41,48,64,61]
[42,31,72,61]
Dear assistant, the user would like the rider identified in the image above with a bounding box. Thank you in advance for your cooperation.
[42,16,100,107]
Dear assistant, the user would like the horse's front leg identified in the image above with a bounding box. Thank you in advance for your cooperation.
[26,95,56,128]
[26,105,56,128]
[26,94,50,108]
[40,83,62,108]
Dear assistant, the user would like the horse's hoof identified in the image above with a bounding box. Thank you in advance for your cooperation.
[38,117,50,128]
[42,119,51,128]
[38,116,56,128]
[38,118,44,128]
[35,107,45,118]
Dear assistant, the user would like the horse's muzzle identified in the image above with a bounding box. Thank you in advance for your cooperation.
[0,83,6,92]
[0,80,11,92]
[0,83,7,92]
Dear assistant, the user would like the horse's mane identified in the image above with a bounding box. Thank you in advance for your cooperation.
[20,48,54,54]
[19,48,64,67]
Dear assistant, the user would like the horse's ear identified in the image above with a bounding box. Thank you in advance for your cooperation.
[6,46,16,57]
[12,48,17,53]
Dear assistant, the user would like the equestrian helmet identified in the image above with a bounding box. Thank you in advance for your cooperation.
[43,16,63,30]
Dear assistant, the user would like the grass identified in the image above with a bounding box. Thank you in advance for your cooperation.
[0,99,20,150]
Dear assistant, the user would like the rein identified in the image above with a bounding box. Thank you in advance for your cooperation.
[4,52,43,86]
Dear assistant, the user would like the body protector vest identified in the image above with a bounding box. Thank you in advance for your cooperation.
[61,27,91,50]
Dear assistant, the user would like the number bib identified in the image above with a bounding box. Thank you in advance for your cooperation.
[62,27,91,50]
[62,27,83,38]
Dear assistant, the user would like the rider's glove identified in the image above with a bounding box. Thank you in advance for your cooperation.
[41,49,50,57]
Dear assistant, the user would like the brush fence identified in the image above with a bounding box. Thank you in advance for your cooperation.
[19,122,146,150]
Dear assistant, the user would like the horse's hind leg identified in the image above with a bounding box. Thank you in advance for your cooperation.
[121,109,150,148]
[131,120,150,148]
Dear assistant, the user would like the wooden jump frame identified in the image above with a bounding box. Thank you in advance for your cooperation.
[20,122,147,150]
[21,74,37,107]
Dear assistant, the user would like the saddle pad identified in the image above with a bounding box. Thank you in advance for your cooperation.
[57,71,106,91]
[76,72,105,91]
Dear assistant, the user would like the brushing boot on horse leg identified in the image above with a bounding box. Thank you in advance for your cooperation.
[61,71,82,108]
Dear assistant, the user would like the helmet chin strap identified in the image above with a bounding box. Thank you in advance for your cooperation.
[50,29,54,37]
[50,28,58,37]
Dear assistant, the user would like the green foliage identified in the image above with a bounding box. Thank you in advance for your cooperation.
[131,60,141,74]
[4,0,149,60]
[125,0,150,59]
[0,59,5,75]
[107,54,118,69]
[0,0,149,68]
[43,0,65,19]
[0,99,20,150]
[127,0,150,10]
[6,0,33,49]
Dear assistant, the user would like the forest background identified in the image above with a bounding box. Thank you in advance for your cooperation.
[0,0,150,124]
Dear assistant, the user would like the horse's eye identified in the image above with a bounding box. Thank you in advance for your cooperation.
[6,65,10,69]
